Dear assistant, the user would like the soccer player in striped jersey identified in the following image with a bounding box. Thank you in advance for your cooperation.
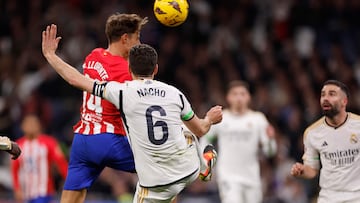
[42,24,222,203]
[291,80,360,203]
[59,14,148,203]
[201,80,277,203]
[11,114,68,203]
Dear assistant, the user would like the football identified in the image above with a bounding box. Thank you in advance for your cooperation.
[153,0,189,27]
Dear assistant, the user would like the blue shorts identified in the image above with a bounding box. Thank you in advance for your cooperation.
[28,195,52,203]
[63,133,135,190]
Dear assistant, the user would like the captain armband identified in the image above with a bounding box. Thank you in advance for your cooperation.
[92,81,108,97]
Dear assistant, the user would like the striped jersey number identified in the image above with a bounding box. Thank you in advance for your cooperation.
[86,94,103,113]
[146,105,169,145]
[84,74,103,113]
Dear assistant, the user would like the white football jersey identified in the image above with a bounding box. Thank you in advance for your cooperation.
[303,113,360,192]
[202,110,276,186]
[98,79,199,187]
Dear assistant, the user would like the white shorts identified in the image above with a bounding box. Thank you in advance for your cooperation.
[133,170,199,203]
[318,189,360,203]
[218,179,262,203]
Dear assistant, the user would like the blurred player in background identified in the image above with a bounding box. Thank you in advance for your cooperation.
[201,80,277,203]
[11,114,68,203]
[291,80,360,202]
[0,136,21,160]
[58,13,147,203]
[42,24,222,203]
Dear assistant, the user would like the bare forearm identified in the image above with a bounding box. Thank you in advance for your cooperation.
[183,106,222,137]
[300,165,318,179]
[197,116,213,137]
[186,116,212,137]
[44,53,93,92]
[291,162,318,179]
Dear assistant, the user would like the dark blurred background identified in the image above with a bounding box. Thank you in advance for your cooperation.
[1,0,360,202]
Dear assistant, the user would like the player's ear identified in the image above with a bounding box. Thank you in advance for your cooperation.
[343,96,348,107]
[153,64,159,76]
[120,33,128,44]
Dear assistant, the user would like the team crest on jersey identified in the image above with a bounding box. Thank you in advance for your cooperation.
[350,134,358,144]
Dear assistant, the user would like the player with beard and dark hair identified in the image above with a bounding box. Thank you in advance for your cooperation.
[291,80,360,202]
[321,80,349,118]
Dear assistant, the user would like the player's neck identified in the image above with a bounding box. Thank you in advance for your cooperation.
[229,107,248,115]
[325,111,348,128]
[107,43,128,59]
[132,75,154,80]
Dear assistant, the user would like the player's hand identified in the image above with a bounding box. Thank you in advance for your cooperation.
[290,162,304,177]
[266,124,276,139]
[42,24,62,58]
[205,105,223,125]
[7,142,21,160]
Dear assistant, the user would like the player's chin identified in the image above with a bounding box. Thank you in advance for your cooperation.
[322,109,337,118]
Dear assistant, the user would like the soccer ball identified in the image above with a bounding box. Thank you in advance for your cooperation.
[153,0,189,27]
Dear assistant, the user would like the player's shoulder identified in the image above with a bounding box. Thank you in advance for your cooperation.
[106,81,126,91]
[245,110,268,122]
[92,48,105,54]
[86,48,105,59]
[304,117,325,137]
[348,112,360,121]
[249,110,266,117]
[16,137,26,144]
[38,134,58,143]
[86,48,127,63]
[154,80,181,92]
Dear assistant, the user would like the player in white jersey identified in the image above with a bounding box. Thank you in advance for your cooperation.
[291,80,360,203]
[42,24,222,203]
[201,80,277,203]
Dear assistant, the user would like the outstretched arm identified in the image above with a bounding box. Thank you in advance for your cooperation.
[42,24,94,92]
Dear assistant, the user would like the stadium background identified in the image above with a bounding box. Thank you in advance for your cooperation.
[1,0,360,202]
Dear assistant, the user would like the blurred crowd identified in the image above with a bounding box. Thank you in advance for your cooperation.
[1,0,360,202]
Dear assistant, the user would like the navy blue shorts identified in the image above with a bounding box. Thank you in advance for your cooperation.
[63,133,135,190]
[28,195,52,203]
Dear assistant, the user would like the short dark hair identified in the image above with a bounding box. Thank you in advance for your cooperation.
[105,13,148,43]
[226,80,250,94]
[323,80,350,99]
[129,44,158,76]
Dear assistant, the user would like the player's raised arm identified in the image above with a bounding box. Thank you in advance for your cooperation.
[183,105,223,137]
[42,24,94,92]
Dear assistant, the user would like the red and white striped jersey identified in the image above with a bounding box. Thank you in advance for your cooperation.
[73,48,132,135]
[11,134,68,199]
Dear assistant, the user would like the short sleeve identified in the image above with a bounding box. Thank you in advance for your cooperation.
[257,113,276,157]
[179,93,194,121]
[302,131,320,169]
[103,81,123,109]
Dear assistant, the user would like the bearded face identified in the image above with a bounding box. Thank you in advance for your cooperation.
[321,100,340,118]
[320,84,346,118]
